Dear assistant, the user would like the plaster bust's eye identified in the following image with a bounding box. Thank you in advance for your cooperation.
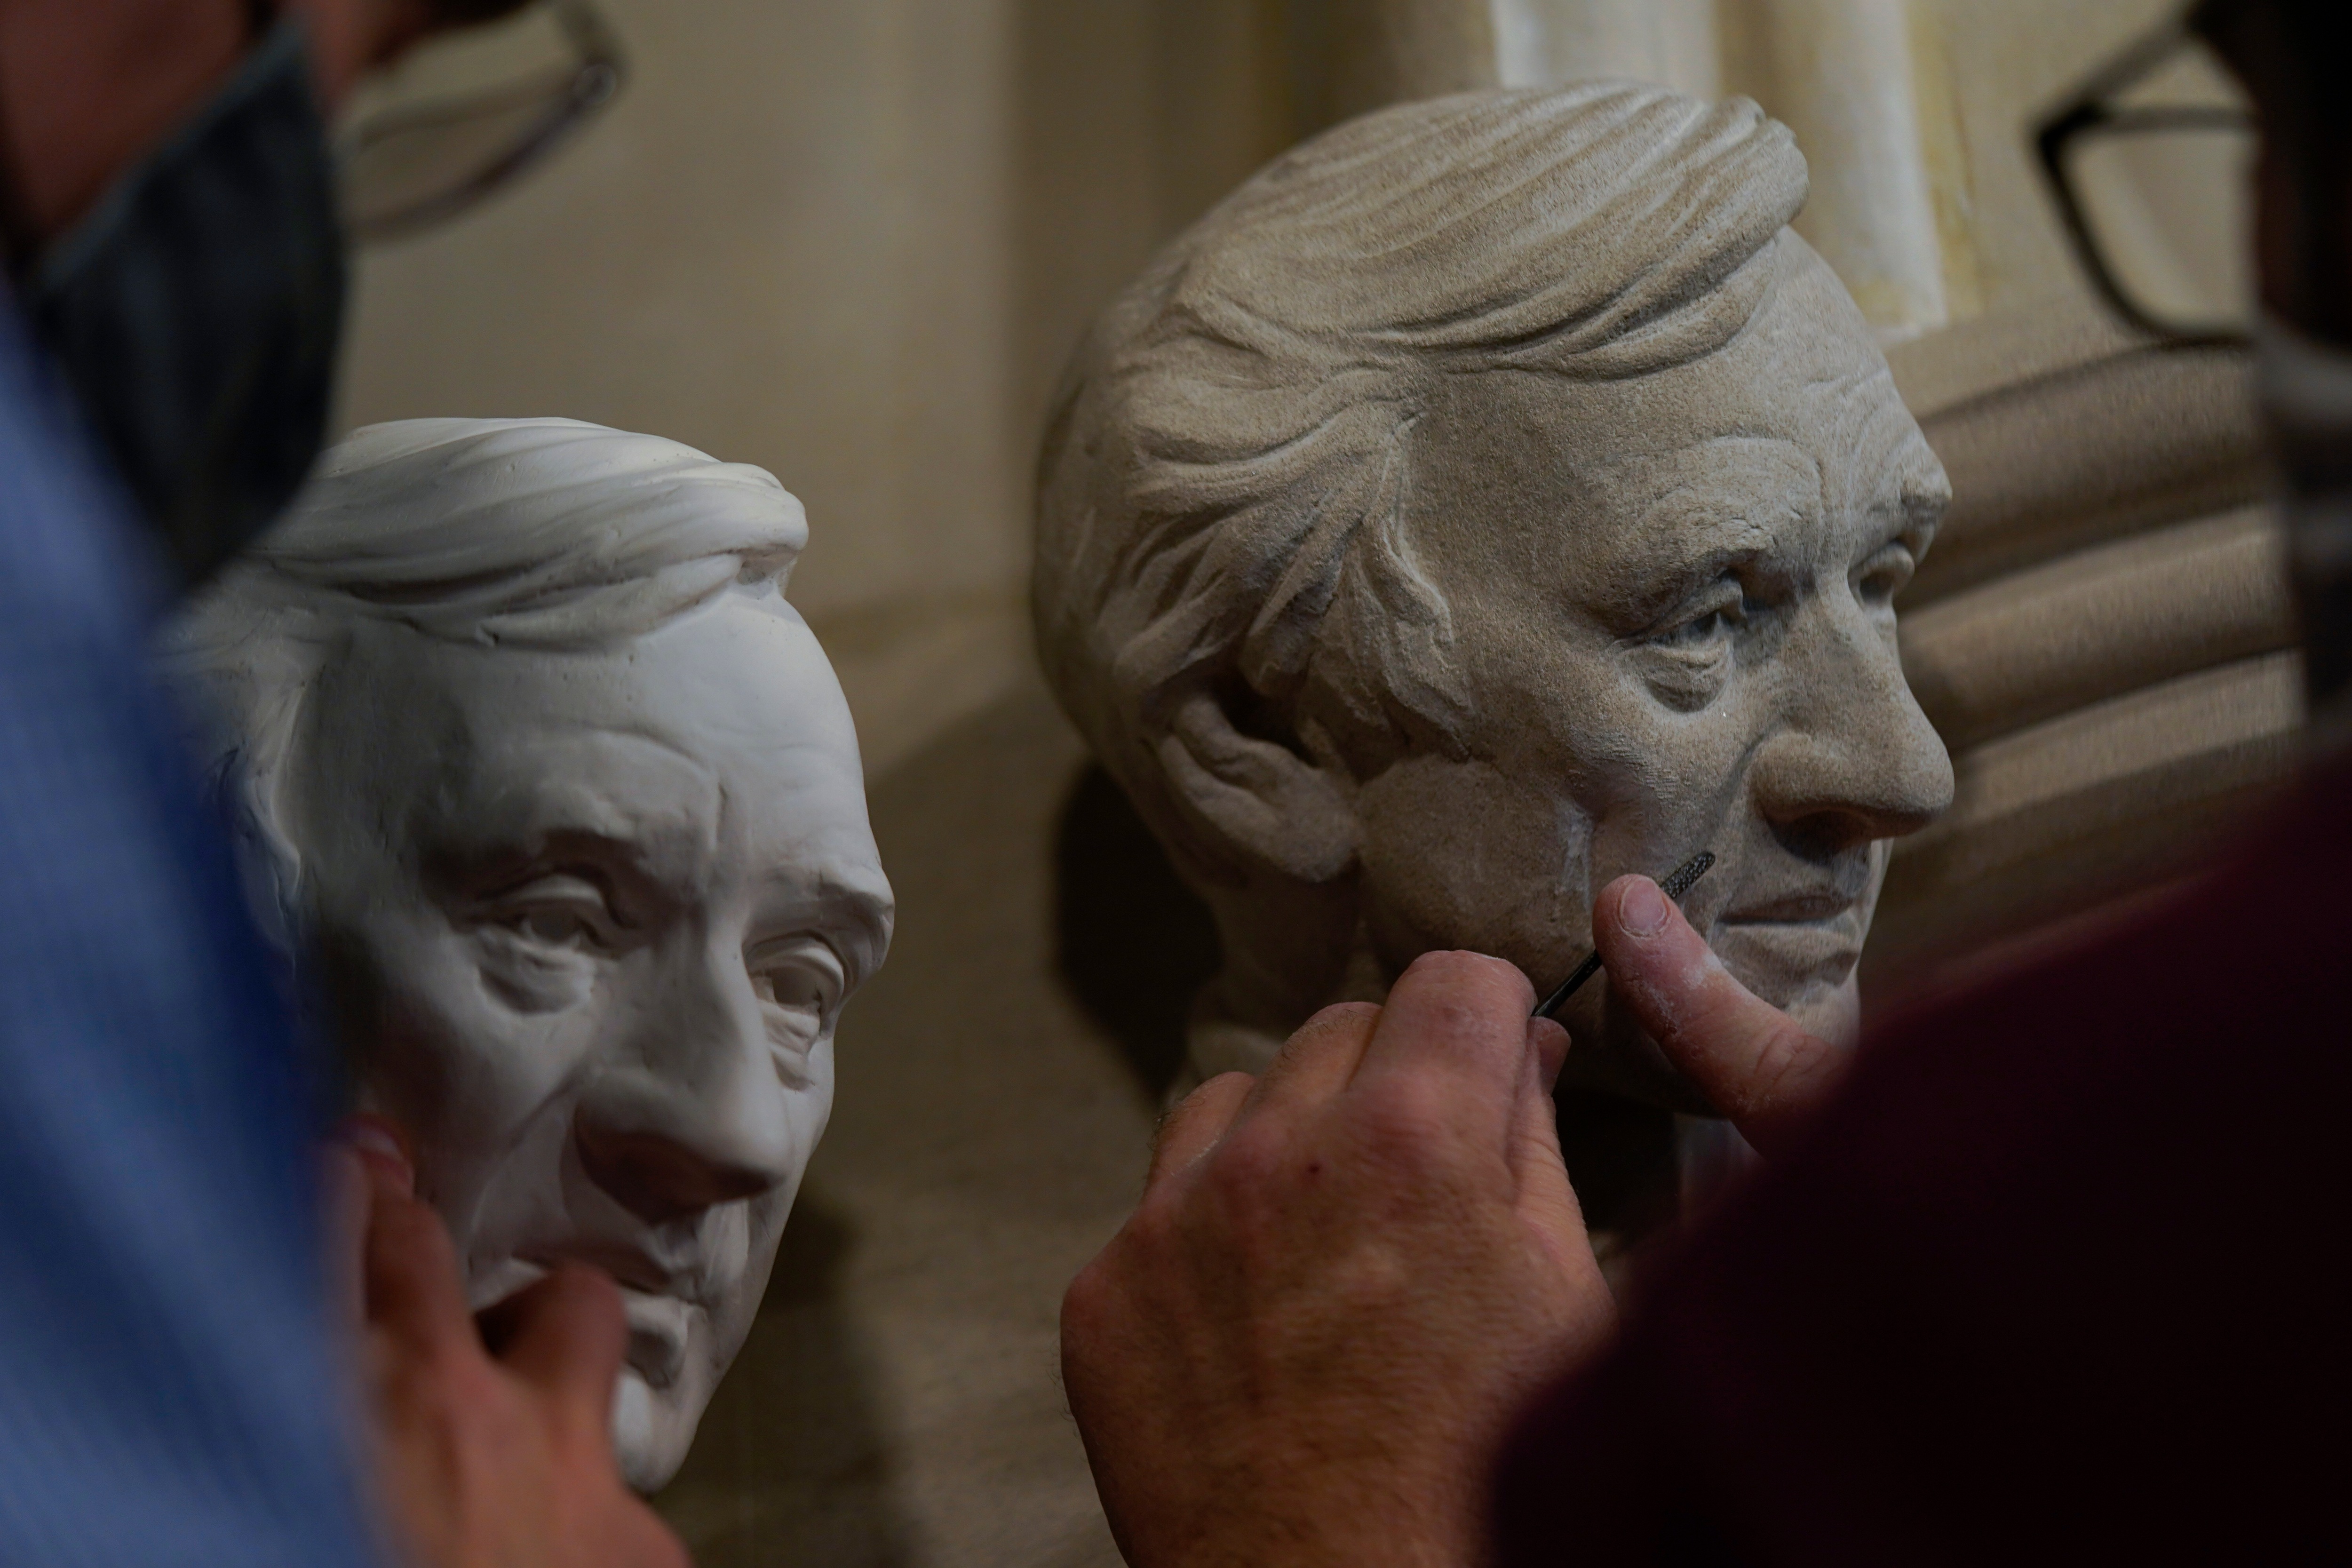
[480,874,618,955]
[748,939,846,1030]
[520,909,590,945]
[748,940,847,1090]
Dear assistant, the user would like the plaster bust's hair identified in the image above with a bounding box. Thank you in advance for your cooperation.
[1034,84,1808,872]
[166,416,808,943]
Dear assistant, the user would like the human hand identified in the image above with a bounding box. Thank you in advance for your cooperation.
[1588,874,1847,1155]
[1060,952,1613,1568]
[322,1123,690,1568]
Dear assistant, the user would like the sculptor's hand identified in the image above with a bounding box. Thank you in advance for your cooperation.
[1060,952,1613,1568]
[324,1127,690,1568]
[1588,873,1847,1154]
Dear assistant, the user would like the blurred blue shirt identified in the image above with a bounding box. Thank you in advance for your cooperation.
[0,294,376,1565]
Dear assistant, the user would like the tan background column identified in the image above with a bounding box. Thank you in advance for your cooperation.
[1491,0,1720,97]
[1292,0,1500,127]
[1736,0,1948,335]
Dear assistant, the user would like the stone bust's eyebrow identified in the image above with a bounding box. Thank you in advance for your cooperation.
[1587,437,1826,621]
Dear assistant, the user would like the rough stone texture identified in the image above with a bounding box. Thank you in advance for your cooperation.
[657,683,1164,1568]
[1033,85,1952,1113]
[1869,301,2303,979]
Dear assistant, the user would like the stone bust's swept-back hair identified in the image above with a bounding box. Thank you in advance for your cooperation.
[1034,83,1808,871]
[166,416,808,944]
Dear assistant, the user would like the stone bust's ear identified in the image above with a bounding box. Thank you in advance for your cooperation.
[1155,685,1358,885]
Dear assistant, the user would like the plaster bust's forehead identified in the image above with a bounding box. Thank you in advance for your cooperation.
[301,594,891,977]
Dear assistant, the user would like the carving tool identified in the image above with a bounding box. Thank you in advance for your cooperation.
[1532,851,1716,1021]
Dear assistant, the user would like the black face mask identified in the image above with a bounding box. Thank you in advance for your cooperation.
[17,20,345,590]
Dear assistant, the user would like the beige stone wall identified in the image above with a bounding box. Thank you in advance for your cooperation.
[336,0,1295,776]
[1509,0,2185,335]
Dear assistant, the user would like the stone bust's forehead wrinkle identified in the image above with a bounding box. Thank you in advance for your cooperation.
[1542,443,1806,615]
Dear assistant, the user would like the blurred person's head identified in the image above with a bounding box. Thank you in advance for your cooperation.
[1034,86,1952,1104]
[2195,0,2352,721]
[167,418,894,1491]
[0,0,537,584]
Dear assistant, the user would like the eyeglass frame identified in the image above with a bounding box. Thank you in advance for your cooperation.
[337,0,627,243]
[2034,8,2257,348]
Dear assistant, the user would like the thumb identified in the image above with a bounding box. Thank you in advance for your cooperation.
[1592,874,1845,1156]
[486,1264,631,1442]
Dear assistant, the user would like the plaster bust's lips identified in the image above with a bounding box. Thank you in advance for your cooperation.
[620,1289,694,1391]
[502,1247,706,1392]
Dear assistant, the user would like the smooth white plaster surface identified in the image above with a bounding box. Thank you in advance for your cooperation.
[166,419,894,1492]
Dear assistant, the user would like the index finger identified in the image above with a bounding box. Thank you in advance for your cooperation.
[1350,949,1541,1145]
[1590,875,1844,1154]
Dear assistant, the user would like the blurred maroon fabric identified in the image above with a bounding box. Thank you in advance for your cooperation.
[1492,758,2350,1566]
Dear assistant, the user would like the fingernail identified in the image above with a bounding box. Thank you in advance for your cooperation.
[1621,877,1670,937]
[333,1114,414,1188]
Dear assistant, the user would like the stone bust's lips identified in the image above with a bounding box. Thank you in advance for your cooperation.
[1537,851,1716,1020]
[1719,888,1858,924]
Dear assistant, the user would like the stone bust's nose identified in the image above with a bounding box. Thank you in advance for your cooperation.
[1750,597,1955,851]
[573,947,799,1226]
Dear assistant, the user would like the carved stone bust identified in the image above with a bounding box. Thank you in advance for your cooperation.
[1034,85,1953,1111]
[167,418,894,1491]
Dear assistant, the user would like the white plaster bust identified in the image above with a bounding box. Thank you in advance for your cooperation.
[167,418,893,1492]
[1034,85,1954,1110]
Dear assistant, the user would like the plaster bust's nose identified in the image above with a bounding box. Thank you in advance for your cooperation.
[574,955,797,1225]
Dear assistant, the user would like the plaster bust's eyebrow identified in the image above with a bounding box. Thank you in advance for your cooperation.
[425,740,723,910]
[751,868,894,991]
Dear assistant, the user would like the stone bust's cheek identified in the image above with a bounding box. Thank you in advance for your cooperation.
[1353,755,1594,969]
[470,928,597,1014]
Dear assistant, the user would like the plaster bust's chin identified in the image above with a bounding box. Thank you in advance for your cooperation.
[1033,86,1954,1117]
[166,417,893,1491]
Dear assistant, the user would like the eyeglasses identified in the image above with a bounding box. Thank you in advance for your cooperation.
[336,0,626,243]
[2036,13,2257,345]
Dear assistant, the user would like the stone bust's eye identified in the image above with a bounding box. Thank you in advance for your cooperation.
[1663,608,1731,645]
[1854,541,1918,606]
[1653,585,1745,652]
